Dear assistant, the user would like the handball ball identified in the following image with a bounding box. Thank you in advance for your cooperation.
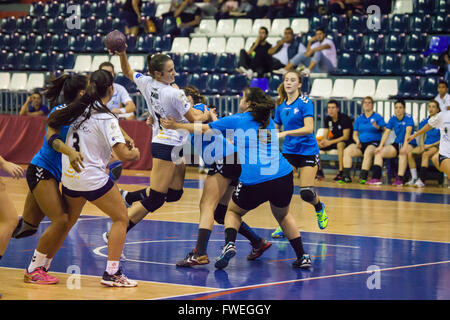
[105,30,126,53]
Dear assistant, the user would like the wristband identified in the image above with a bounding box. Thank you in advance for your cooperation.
[120,108,126,114]
[48,134,62,148]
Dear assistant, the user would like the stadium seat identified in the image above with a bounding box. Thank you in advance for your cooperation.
[4,33,20,52]
[199,52,216,73]
[171,37,190,54]
[32,17,48,34]
[129,55,145,72]
[91,55,109,72]
[155,3,171,17]
[126,34,138,53]
[19,33,36,52]
[390,14,410,33]
[328,15,347,34]
[9,72,28,91]
[268,74,283,96]
[358,53,379,75]
[271,19,290,37]
[225,37,245,54]
[23,51,39,70]
[244,37,257,52]
[366,14,389,34]
[1,17,17,34]
[208,73,227,95]
[341,33,363,53]
[92,1,107,18]
[153,34,172,52]
[191,19,217,38]
[162,17,177,35]
[295,0,310,16]
[44,1,60,18]
[250,77,269,92]
[374,79,398,100]
[207,37,226,54]
[414,0,435,15]
[30,1,45,17]
[348,15,367,34]
[189,37,208,53]
[115,75,137,94]
[406,33,428,52]
[174,72,189,89]
[80,1,92,18]
[232,19,252,37]
[188,73,208,94]
[0,72,10,90]
[291,18,309,34]
[180,53,200,73]
[80,17,97,35]
[424,36,450,56]
[393,0,413,13]
[137,34,154,53]
[420,76,440,99]
[309,78,332,99]
[330,52,357,75]
[378,54,402,75]
[26,73,45,91]
[112,18,125,34]
[47,16,65,34]
[363,34,385,53]
[226,74,248,95]
[17,16,32,34]
[86,34,105,52]
[330,79,354,99]
[215,19,235,37]
[252,19,272,36]
[96,17,113,34]
[216,52,236,73]
[309,15,329,32]
[52,33,70,52]
[409,15,431,33]
[69,34,87,52]
[56,52,75,70]
[142,1,156,17]
[72,55,92,73]
[396,76,420,99]
[384,33,406,53]
[106,1,122,17]
[109,55,121,72]
[401,53,424,75]
[352,79,376,98]
[431,15,449,33]
[434,0,448,14]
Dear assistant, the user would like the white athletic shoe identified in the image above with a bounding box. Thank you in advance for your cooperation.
[405,178,417,186]
[119,189,131,208]
[273,68,288,75]
[414,179,425,188]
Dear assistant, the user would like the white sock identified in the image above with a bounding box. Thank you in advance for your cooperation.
[106,260,120,276]
[28,250,47,273]
[43,257,53,271]
[411,168,418,179]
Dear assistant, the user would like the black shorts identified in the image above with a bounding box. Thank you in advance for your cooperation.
[391,142,416,155]
[232,171,293,211]
[321,139,353,151]
[207,152,241,187]
[151,142,184,162]
[283,153,319,168]
[360,141,379,154]
[62,179,115,202]
[439,154,449,165]
[26,164,58,192]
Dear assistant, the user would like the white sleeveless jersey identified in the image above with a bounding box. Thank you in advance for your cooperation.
[133,72,191,146]
[61,111,125,191]
[428,110,450,158]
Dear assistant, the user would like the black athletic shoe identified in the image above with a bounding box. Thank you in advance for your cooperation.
[176,250,210,267]
[292,254,312,269]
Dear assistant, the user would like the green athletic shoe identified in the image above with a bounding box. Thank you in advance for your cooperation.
[271,226,285,239]
[316,202,328,230]
[359,179,367,184]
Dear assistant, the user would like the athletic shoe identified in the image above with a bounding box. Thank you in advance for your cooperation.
[414,178,425,188]
[101,267,137,287]
[359,179,367,184]
[271,226,285,239]
[176,250,210,267]
[24,267,59,284]
[214,242,236,269]
[367,178,382,185]
[235,66,247,74]
[338,176,352,184]
[292,254,312,269]
[119,189,132,208]
[316,169,325,181]
[392,176,403,186]
[273,68,287,75]
[316,202,328,230]
[405,178,417,186]
[245,69,254,80]
[247,239,272,260]
[333,172,343,181]
[102,232,127,261]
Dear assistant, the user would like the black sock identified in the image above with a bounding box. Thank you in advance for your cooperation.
[225,228,238,244]
[398,175,404,182]
[0,255,2,260]
[419,167,428,181]
[125,188,148,204]
[238,222,262,248]
[343,167,351,178]
[372,165,382,179]
[195,228,211,255]
[360,170,368,180]
[289,237,305,259]
[126,220,136,232]
[314,201,323,212]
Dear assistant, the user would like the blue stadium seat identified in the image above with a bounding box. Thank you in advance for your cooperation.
[424,35,450,56]
[24,51,41,70]
[0,34,3,52]
[96,17,113,34]
[86,34,105,52]
[390,14,410,33]
[268,74,283,96]
[136,35,154,53]
[7,51,24,70]
[409,15,431,33]
[295,1,309,17]
[208,73,227,95]
[36,33,52,52]
[4,33,20,51]
[1,17,17,34]
[32,17,48,34]
[112,18,125,34]
[162,17,177,35]
[415,0,435,15]
[431,15,449,33]
[309,15,329,32]
[384,33,406,53]
[199,52,216,73]
[420,76,440,99]
[401,53,424,75]
[153,35,172,52]
[106,1,122,17]
[341,33,363,53]
[348,15,367,34]
[92,1,107,18]
[52,33,70,52]
[19,33,36,52]
[406,33,428,52]
[31,1,45,17]
[397,76,420,99]
[17,16,32,34]
[188,73,208,94]
[180,53,200,73]
[0,50,7,71]
[56,52,75,70]
[40,51,57,71]
[126,34,138,53]
[47,16,65,34]
[434,0,448,14]
[69,34,87,52]
[81,17,97,35]
[175,72,189,89]
[116,75,137,94]
[363,34,385,53]
[216,53,236,73]
[44,1,60,18]
[142,1,156,17]
[330,52,357,75]
[81,1,92,18]
[358,53,379,75]
[328,15,347,34]
[227,74,248,95]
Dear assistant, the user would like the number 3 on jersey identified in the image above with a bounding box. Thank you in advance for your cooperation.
[72,132,80,152]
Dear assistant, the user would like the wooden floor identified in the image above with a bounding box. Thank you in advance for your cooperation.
[1,167,449,300]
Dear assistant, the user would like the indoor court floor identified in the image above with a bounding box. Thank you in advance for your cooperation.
[0,167,449,300]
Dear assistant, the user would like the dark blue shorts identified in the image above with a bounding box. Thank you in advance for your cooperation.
[439,154,449,166]
[121,10,139,28]
[151,142,184,162]
[62,179,114,202]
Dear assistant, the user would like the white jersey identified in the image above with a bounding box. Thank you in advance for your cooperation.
[434,93,450,111]
[133,71,191,146]
[428,110,450,158]
[107,83,132,111]
[62,111,125,191]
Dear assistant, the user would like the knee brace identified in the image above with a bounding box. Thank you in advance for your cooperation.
[108,160,123,182]
[299,187,317,204]
[214,203,228,225]
[12,217,38,239]
[166,188,183,202]
[140,189,167,212]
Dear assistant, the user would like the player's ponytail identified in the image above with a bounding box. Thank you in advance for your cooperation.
[244,87,276,130]
[44,74,88,107]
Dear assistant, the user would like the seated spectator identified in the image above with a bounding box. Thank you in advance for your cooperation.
[329,0,363,17]
[268,27,306,73]
[199,0,220,17]
[99,62,136,120]
[340,96,386,184]
[236,26,272,79]
[266,0,297,19]
[435,80,450,111]
[171,0,202,37]
[19,91,49,117]
[275,28,337,76]
[121,0,142,37]
[317,100,353,181]
[215,0,253,19]
[406,100,441,187]
[369,99,417,186]
[253,0,272,19]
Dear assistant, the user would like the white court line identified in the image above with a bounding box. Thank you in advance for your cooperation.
[153,259,450,300]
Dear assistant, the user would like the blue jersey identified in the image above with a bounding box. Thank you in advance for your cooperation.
[353,112,386,143]
[190,103,235,166]
[274,95,319,156]
[209,112,292,185]
[419,117,440,145]
[30,105,70,182]
[386,114,416,145]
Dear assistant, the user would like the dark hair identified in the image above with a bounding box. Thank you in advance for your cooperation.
[277,70,302,105]
[183,85,206,105]
[284,27,294,34]
[316,27,325,33]
[147,53,172,77]
[243,87,275,129]
[44,73,89,107]
[362,96,374,104]
[98,61,115,73]
[438,80,448,88]
[259,26,268,34]
[428,99,441,112]
[47,70,115,130]
[394,99,406,108]
[327,99,340,109]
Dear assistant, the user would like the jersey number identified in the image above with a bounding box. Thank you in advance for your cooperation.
[72,132,80,152]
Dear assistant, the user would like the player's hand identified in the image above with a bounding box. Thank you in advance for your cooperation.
[111,108,122,114]
[160,117,177,129]
[131,147,140,160]
[125,136,135,150]
[146,114,154,126]
[406,134,416,143]
[68,150,84,173]
[2,161,24,179]
[109,44,128,56]
[374,146,382,154]
[278,131,286,139]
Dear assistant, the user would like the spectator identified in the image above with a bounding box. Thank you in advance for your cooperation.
[19,91,49,117]
[266,0,297,19]
[329,0,363,17]
[435,80,450,111]
[268,27,306,73]
[236,26,272,79]
[99,62,137,120]
[121,0,142,37]
[199,0,220,17]
[215,0,253,19]
[253,0,272,19]
[171,0,202,37]
[317,100,354,181]
[274,28,337,75]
